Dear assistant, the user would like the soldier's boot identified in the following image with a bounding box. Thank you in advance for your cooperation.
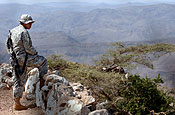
[13,98,28,111]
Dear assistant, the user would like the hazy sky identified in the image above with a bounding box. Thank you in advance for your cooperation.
[0,0,175,4]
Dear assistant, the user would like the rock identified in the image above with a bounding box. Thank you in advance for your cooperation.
[67,99,83,114]
[70,82,96,106]
[0,63,11,69]
[52,70,60,76]
[96,100,108,110]
[42,85,49,91]
[25,68,40,100]
[45,74,69,86]
[45,83,82,115]
[36,81,46,111]
[71,83,84,91]
[4,78,14,88]
[82,95,96,106]
[169,102,174,107]
[88,109,109,115]
[34,74,96,115]
[46,89,57,115]
[58,98,84,115]
[0,64,13,87]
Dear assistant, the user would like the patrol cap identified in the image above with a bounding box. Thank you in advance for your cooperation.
[19,14,35,24]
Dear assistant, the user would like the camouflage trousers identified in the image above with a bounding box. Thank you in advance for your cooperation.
[12,54,48,99]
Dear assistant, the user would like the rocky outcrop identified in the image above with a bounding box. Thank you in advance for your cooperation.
[24,68,106,115]
[0,63,13,89]
[0,63,109,115]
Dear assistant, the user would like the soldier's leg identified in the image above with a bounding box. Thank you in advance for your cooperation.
[13,68,28,110]
[27,54,48,88]
[27,54,48,77]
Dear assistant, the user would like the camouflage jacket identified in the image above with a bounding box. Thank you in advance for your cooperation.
[6,24,37,58]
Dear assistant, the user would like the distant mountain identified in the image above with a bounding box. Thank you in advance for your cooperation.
[30,32,109,64]
[1,3,175,43]
[31,31,79,46]
[29,3,175,43]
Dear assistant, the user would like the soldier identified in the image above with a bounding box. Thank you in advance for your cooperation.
[6,14,48,110]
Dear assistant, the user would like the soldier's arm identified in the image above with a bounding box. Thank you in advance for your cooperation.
[22,31,37,55]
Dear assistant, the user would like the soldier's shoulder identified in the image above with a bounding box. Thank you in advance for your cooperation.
[11,25,27,34]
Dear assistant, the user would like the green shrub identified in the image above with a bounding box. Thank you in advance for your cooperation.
[47,54,69,70]
[119,75,174,115]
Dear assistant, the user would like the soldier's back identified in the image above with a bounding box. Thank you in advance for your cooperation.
[10,25,28,57]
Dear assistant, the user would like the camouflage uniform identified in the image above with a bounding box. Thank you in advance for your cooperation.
[6,24,48,99]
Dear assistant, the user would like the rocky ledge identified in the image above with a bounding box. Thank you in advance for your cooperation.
[0,63,109,115]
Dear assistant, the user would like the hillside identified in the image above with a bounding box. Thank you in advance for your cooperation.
[31,3,175,42]
[1,3,175,43]
[31,31,109,64]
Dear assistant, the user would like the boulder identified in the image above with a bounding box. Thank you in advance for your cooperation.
[25,68,40,100]
[36,81,46,111]
[46,83,83,115]
[70,82,96,106]
[44,74,69,86]
[88,109,109,115]
[0,63,13,88]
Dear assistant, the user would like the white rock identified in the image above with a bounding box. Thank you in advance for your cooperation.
[58,98,83,115]
[71,83,84,92]
[42,85,49,91]
[82,96,96,106]
[36,81,45,111]
[46,89,57,115]
[70,82,95,106]
[88,109,109,115]
[45,74,69,86]
[25,68,40,100]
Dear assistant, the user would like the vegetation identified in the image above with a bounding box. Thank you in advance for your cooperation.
[95,42,175,70]
[47,43,175,114]
[119,75,174,114]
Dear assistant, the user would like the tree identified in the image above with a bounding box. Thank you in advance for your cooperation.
[95,42,175,70]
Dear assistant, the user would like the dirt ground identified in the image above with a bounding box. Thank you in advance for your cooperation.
[0,89,44,115]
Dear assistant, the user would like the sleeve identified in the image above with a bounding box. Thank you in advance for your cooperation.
[21,31,37,55]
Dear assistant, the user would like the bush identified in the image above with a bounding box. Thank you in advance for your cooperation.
[119,75,174,115]
[47,54,69,70]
